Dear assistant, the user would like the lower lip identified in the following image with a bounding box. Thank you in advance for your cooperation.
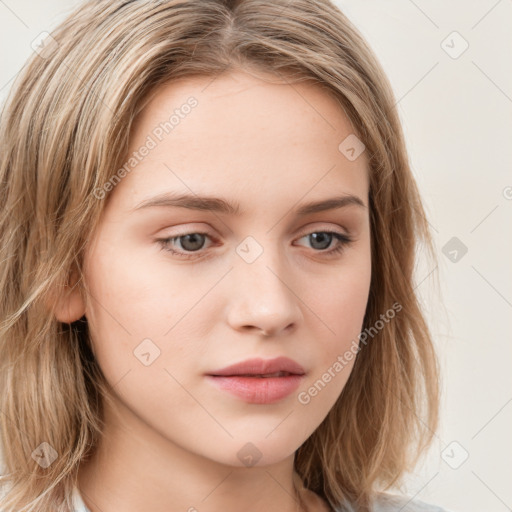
[206,375,304,404]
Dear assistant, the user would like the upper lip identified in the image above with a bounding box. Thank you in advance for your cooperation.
[207,357,306,376]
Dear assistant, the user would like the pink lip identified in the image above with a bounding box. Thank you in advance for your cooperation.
[207,357,306,377]
[206,357,306,404]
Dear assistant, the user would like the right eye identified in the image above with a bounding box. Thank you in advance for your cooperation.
[156,232,215,259]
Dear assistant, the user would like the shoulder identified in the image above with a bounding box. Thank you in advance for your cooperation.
[370,492,454,512]
[333,491,456,512]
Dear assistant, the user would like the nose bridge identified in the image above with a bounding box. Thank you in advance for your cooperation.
[226,234,301,335]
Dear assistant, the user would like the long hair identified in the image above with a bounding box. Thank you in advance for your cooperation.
[0,1,439,510]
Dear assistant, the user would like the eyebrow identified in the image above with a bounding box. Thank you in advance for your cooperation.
[130,192,366,215]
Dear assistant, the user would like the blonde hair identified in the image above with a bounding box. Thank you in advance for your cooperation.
[0,1,440,510]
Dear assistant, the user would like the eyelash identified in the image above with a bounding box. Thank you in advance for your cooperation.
[156,229,353,260]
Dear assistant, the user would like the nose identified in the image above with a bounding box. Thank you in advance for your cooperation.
[225,246,303,337]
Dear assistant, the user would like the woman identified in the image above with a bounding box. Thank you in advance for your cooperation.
[0,1,450,511]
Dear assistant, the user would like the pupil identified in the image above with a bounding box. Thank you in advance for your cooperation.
[180,234,205,251]
[310,232,331,250]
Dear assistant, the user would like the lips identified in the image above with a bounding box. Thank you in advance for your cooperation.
[207,357,306,377]
[236,371,292,378]
[205,357,306,404]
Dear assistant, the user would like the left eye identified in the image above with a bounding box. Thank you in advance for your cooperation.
[157,230,352,258]
[295,231,349,251]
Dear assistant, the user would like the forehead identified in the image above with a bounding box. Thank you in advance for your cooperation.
[135,69,358,150]
[111,69,369,209]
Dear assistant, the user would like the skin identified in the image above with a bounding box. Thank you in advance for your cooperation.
[57,68,372,512]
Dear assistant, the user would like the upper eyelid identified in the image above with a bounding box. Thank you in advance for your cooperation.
[160,223,350,238]
[295,225,349,238]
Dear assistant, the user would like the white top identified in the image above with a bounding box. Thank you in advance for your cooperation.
[71,486,454,512]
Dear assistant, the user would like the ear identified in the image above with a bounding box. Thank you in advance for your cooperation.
[52,269,86,324]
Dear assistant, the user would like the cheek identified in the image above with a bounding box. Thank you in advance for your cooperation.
[333,271,371,343]
[84,240,188,334]
[300,251,371,401]
[310,256,371,343]
[82,242,217,382]
[295,266,370,417]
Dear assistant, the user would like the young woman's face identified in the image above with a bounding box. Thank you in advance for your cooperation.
[81,69,371,467]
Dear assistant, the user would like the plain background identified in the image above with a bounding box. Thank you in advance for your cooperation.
[1,1,511,511]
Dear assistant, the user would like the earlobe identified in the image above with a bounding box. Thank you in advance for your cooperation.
[52,270,86,324]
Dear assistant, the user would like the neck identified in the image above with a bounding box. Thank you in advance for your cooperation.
[76,400,325,512]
